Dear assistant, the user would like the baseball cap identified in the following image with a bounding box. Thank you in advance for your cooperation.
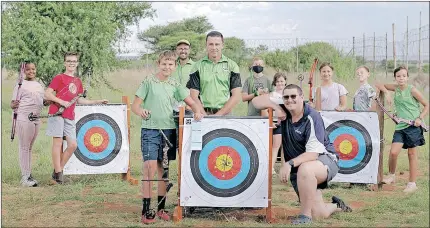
[176,39,191,46]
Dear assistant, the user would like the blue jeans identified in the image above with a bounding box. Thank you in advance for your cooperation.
[141,128,176,161]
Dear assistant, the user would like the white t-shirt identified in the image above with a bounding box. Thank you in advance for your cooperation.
[319,82,348,110]
[270,90,283,117]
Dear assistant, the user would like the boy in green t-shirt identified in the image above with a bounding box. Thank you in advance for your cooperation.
[131,50,203,224]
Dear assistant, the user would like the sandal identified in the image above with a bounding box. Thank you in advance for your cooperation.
[332,196,352,212]
[291,214,312,225]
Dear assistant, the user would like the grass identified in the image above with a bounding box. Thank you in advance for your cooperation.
[1,66,429,227]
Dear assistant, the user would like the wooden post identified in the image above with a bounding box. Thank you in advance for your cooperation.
[352,36,355,58]
[373,32,376,73]
[418,11,422,73]
[173,106,185,223]
[393,23,397,69]
[266,108,273,223]
[296,38,299,78]
[121,96,138,185]
[385,32,388,78]
[376,92,385,190]
[406,16,409,69]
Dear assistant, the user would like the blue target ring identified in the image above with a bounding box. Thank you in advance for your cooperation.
[326,120,372,174]
[77,120,116,160]
[74,113,122,166]
[190,128,259,197]
[199,137,250,189]
[329,127,365,168]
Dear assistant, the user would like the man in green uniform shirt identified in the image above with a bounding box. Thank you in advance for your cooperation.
[172,39,194,87]
[172,39,194,147]
[186,31,242,115]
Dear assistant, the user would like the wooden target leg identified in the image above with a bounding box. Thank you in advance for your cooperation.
[374,92,385,191]
[266,108,273,223]
[121,96,138,185]
[173,106,185,223]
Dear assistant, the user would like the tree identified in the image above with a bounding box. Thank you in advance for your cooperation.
[1,2,155,86]
[263,49,295,72]
[223,37,247,66]
[137,16,213,50]
[157,31,206,58]
[138,16,249,67]
[247,45,269,57]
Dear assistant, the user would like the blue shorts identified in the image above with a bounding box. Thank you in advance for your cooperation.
[141,128,176,161]
[392,125,425,149]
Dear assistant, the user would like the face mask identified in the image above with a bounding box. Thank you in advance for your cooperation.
[252,66,264,74]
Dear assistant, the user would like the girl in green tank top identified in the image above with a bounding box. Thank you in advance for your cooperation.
[375,66,429,194]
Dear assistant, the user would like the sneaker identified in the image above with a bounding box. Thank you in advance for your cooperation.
[332,196,352,212]
[156,210,170,221]
[403,183,418,194]
[141,213,156,224]
[382,174,396,184]
[51,170,63,185]
[28,174,39,185]
[21,175,38,187]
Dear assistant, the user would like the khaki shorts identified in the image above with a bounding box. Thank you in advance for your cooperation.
[46,116,76,139]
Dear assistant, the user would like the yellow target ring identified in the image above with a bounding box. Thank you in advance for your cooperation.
[215,154,233,172]
[90,133,104,147]
[339,140,353,155]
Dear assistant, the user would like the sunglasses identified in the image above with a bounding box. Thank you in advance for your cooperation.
[283,94,298,100]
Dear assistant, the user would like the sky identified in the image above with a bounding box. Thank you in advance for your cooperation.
[119,1,429,55]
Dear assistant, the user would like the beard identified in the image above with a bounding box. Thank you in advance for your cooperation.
[179,53,188,60]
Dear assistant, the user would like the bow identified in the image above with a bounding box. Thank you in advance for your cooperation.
[142,130,174,219]
[11,63,26,141]
[28,90,87,121]
[308,58,318,102]
[375,97,429,132]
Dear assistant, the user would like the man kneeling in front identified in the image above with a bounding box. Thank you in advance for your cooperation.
[252,84,352,225]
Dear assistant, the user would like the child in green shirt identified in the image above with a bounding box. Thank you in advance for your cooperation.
[131,50,203,224]
[375,66,428,194]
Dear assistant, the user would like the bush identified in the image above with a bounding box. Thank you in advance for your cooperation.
[423,64,429,73]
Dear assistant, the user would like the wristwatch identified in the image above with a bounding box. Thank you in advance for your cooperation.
[288,160,294,168]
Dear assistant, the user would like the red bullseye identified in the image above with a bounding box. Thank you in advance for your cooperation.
[208,146,241,180]
[333,134,358,160]
[83,127,109,153]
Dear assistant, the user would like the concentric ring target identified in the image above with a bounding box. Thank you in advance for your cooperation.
[75,113,122,166]
[190,128,259,197]
[326,120,372,174]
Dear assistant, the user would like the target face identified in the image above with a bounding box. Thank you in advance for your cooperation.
[181,118,269,207]
[63,104,129,175]
[326,119,372,174]
[75,113,122,166]
[190,129,259,197]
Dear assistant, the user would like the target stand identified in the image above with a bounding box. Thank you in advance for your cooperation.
[173,107,274,223]
[61,96,137,185]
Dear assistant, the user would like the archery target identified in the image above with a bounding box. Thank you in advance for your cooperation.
[181,118,269,207]
[321,111,380,184]
[63,104,129,175]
